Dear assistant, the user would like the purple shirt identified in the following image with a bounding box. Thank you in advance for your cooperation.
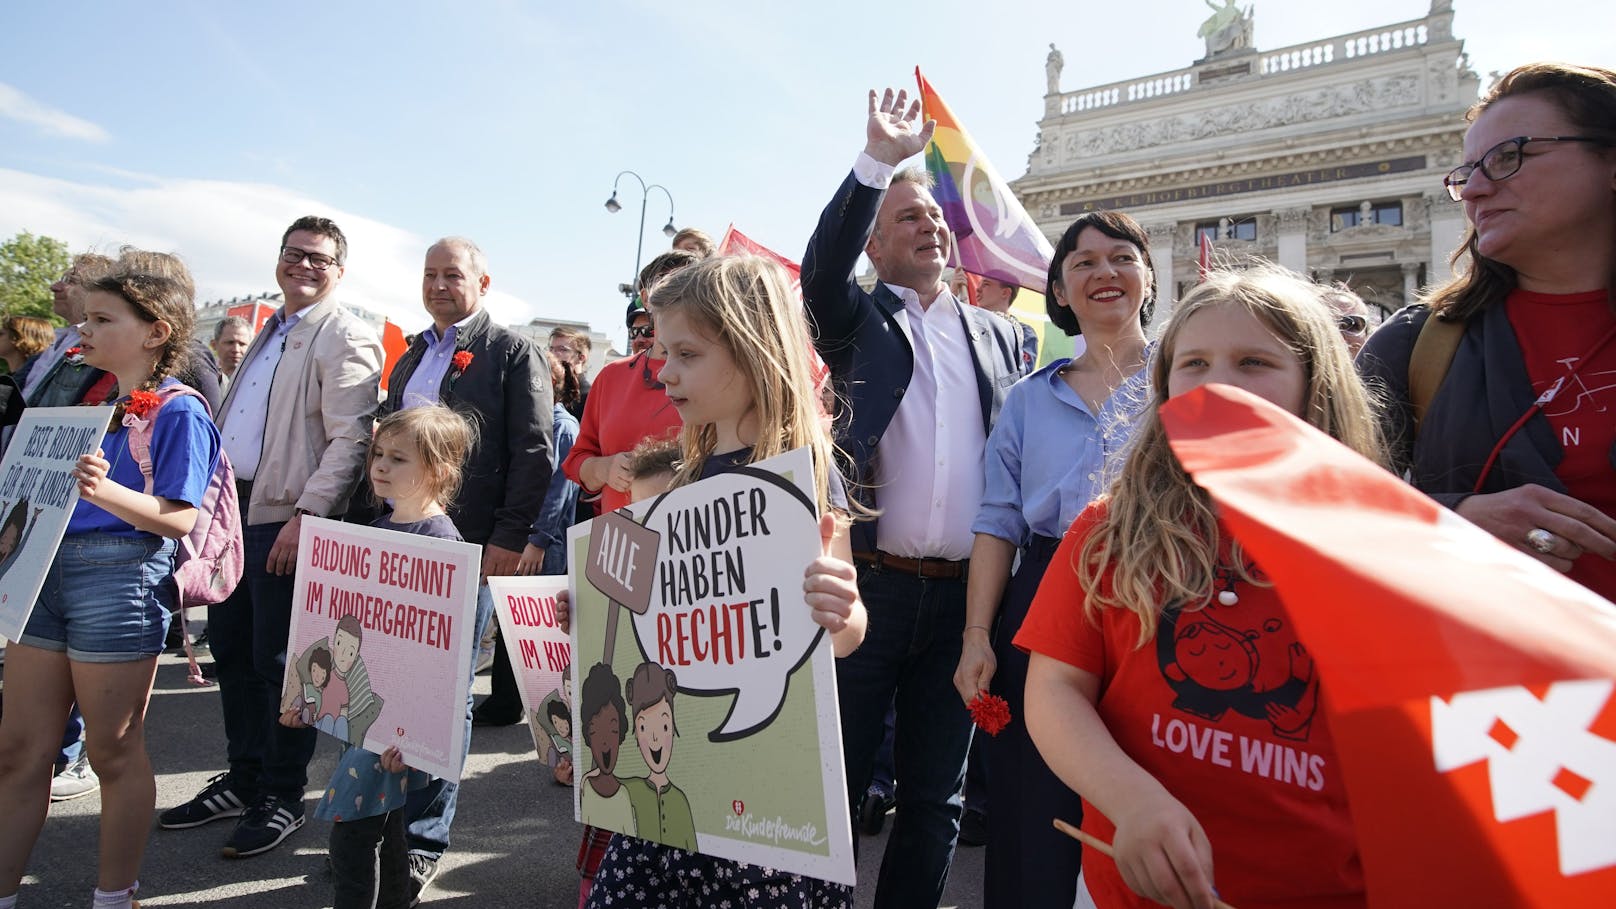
[400,323,460,411]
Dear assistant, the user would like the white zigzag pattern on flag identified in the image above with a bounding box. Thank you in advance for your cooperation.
[1430,681,1616,876]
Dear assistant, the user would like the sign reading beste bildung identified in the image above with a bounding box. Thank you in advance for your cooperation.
[0,407,113,642]
[281,517,480,781]
[487,576,574,773]
[566,446,854,885]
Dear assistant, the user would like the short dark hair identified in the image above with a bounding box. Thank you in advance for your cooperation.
[281,216,348,266]
[581,663,628,743]
[638,249,701,299]
[1044,211,1157,336]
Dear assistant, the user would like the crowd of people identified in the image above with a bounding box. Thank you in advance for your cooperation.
[0,59,1610,909]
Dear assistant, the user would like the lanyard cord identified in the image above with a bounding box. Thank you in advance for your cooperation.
[1471,320,1616,494]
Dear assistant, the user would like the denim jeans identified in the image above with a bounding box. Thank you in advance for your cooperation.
[404,582,494,859]
[58,705,84,766]
[836,567,972,909]
[208,519,318,801]
[19,532,176,660]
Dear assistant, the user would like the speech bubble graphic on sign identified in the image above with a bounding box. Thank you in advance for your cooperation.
[630,463,823,742]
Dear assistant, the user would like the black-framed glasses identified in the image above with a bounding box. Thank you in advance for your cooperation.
[628,325,655,340]
[279,245,340,271]
[1336,314,1369,335]
[1443,136,1604,201]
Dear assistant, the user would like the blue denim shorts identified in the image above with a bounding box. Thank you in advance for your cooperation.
[17,532,177,663]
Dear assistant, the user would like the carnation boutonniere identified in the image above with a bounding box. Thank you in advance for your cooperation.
[449,349,474,383]
[119,389,163,430]
[64,346,85,366]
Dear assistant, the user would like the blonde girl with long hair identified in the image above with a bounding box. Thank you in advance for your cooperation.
[1016,264,1384,909]
[559,255,866,908]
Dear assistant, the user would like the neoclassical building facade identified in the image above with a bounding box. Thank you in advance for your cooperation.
[1014,0,1481,321]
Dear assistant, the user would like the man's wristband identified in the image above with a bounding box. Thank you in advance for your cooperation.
[965,624,992,636]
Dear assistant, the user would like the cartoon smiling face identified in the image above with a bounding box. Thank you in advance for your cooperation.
[635,699,675,774]
[587,703,623,774]
[1171,618,1256,692]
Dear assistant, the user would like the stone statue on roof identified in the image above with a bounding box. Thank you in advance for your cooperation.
[1198,0,1254,57]
[1045,44,1064,95]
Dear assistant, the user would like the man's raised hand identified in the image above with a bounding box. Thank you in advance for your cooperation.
[865,87,935,167]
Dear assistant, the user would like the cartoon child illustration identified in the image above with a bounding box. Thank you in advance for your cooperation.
[622,661,696,851]
[0,499,44,581]
[301,645,334,726]
[579,662,635,833]
[545,700,572,766]
[1157,598,1319,741]
[282,614,382,744]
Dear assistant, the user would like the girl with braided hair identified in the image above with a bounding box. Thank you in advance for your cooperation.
[0,270,222,909]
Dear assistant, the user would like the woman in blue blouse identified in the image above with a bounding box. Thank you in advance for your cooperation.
[953,211,1156,909]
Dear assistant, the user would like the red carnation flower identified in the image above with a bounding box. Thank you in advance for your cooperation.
[124,389,162,419]
[451,350,474,372]
[968,692,1012,736]
[65,346,83,358]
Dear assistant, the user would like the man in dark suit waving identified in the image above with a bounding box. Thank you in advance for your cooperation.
[801,86,1027,908]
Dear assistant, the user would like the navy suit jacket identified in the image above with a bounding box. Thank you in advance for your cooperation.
[801,170,1029,553]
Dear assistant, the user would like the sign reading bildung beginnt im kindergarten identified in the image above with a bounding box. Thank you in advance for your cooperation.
[280,518,481,781]
[487,576,574,774]
[0,407,114,642]
[566,447,855,886]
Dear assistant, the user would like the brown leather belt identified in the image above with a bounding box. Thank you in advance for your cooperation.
[853,551,968,580]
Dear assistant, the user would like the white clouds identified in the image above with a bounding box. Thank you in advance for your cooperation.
[0,167,539,329]
[0,83,109,143]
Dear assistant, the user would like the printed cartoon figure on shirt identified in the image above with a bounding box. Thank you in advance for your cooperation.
[1155,567,1320,742]
[0,498,44,581]
[580,661,636,833]
[281,614,385,744]
[619,661,697,851]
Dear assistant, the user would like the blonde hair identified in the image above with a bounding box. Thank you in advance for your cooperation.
[646,256,848,522]
[1079,262,1387,645]
[371,405,476,509]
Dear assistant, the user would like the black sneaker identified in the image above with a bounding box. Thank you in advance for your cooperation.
[221,794,304,858]
[158,773,252,829]
[408,853,440,905]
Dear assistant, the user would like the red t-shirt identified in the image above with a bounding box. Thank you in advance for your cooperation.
[1014,505,1364,909]
[1505,288,1616,600]
[561,353,682,515]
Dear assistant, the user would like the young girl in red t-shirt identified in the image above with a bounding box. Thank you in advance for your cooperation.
[1015,265,1386,909]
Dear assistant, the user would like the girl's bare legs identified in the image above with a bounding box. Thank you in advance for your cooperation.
[0,644,77,894]
[73,656,160,891]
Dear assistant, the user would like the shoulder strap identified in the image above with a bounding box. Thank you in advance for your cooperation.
[1408,309,1466,436]
[125,384,209,495]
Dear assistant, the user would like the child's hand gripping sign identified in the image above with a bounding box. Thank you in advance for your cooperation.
[569,447,855,885]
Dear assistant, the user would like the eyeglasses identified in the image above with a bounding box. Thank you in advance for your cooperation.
[1442,136,1604,201]
[628,325,655,340]
[1336,314,1369,335]
[279,245,340,271]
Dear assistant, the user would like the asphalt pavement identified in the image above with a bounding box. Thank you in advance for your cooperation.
[6,644,985,908]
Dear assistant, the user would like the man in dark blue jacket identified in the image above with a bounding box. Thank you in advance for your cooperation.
[801,86,1027,908]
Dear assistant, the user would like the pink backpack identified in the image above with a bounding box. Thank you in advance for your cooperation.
[125,384,244,609]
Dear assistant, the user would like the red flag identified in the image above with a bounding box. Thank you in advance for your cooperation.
[1159,383,1616,907]
[379,319,408,392]
[1198,231,1214,281]
[227,301,276,333]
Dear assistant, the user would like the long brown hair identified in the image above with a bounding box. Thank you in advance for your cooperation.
[1078,264,1387,645]
[1427,62,1616,321]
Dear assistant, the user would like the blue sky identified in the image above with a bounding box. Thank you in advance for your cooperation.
[0,0,1597,350]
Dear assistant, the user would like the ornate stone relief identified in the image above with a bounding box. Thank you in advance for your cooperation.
[1058,74,1421,161]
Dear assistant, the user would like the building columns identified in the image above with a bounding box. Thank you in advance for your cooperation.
[1426,192,1466,286]
[1145,222,1176,328]
[1275,207,1310,273]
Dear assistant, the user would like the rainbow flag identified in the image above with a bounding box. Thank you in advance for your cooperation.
[918,68,1065,366]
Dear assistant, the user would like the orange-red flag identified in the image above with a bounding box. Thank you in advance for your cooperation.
[1159,383,1616,907]
[379,319,408,392]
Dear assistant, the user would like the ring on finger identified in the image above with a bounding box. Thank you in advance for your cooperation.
[1526,527,1558,554]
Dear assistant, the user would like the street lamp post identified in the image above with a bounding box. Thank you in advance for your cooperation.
[604,170,677,300]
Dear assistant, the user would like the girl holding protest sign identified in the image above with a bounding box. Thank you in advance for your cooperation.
[280,403,472,909]
[0,270,222,909]
[1017,265,1382,909]
[558,256,866,908]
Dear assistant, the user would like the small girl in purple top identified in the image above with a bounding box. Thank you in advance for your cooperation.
[281,404,472,909]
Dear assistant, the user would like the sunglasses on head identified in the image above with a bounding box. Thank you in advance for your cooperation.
[1337,315,1368,335]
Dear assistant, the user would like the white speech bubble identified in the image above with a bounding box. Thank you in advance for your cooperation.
[629,466,825,742]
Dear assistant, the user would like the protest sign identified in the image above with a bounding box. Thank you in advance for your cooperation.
[487,576,574,772]
[0,407,112,641]
[567,446,854,885]
[281,517,480,781]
